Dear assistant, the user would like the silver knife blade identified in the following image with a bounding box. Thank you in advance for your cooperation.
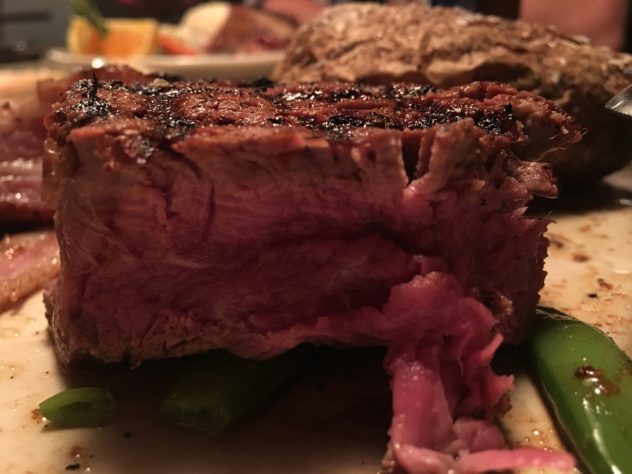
[605,84,632,117]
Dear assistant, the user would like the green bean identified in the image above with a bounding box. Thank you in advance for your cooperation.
[161,346,313,436]
[528,306,632,474]
[39,387,116,427]
[69,0,108,36]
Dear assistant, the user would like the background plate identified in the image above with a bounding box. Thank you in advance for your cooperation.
[45,48,284,80]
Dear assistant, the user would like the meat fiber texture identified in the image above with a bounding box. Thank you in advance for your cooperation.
[44,70,580,473]
[274,3,632,185]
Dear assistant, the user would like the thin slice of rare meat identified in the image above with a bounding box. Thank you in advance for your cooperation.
[43,71,580,473]
[0,92,51,223]
[0,230,59,311]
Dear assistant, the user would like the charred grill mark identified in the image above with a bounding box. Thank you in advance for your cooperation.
[90,79,213,98]
[322,114,383,130]
[155,72,182,83]
[270,83,434,104]
[242,77,275,90]
[89,72,98,99]
[271,96,289,109]
[214,116,235,126]
[150,98,197,141]
[163,116,197,137]
[276,89,324,102]
[55,79,518,145]
[311,108,512,136]
[296,116,319,127]
[472,111,512,135]
[319,112,404,131]
[267,116,285,125]
[329,88,363,102]
[405,102,514,135]
[384,83,436,100]
[98,79,125,90]
[270,86,370,104]
[402,132,422,182]
[70,77,113,126]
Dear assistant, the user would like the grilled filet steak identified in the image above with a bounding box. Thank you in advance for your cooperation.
[44,70,580,472]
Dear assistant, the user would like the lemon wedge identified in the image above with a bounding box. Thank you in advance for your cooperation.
[67,16,159,58]
[66,16,102,55]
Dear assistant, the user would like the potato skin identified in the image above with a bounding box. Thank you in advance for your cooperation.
[274,3,632,185]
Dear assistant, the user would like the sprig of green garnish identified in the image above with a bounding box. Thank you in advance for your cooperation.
[69,0,108,37]
[39,387,116,427]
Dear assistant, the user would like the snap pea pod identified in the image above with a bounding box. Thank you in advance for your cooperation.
[161,346,313,436]
[39,387,116,427]
[528,306,632,474]
[69,0,108,36]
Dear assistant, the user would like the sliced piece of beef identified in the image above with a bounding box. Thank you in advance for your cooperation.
[0,230,59,311]
[44,71,580,473]
[207,5,297,53]
[0,93,52,223]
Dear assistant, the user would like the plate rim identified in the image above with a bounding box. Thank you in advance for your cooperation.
[45,47,285,69]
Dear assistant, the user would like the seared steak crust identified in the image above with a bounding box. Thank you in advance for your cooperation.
[47,76,578,174]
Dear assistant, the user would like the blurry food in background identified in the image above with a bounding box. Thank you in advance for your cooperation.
[116,0,197,10]
[67,0,159,56]
[275,3,632,185]
[0,71,56,224]
[67,16,158,57]
[0,69,62,98]
[381,0,631,52]
[157,2,230,55]
[159,2,296,55]
[206,5,296,53]
[262,0,324,23]
[521,0,628,51]
[66,1,299,57]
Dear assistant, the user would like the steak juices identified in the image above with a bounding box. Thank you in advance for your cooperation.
[43,68,580,473]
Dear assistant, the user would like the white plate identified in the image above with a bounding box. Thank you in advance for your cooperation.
[45,48,284,80]
[1,169,631,473]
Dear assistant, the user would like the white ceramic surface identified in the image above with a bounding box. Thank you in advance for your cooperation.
[0,170,630,474]
[45,48,284,80]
